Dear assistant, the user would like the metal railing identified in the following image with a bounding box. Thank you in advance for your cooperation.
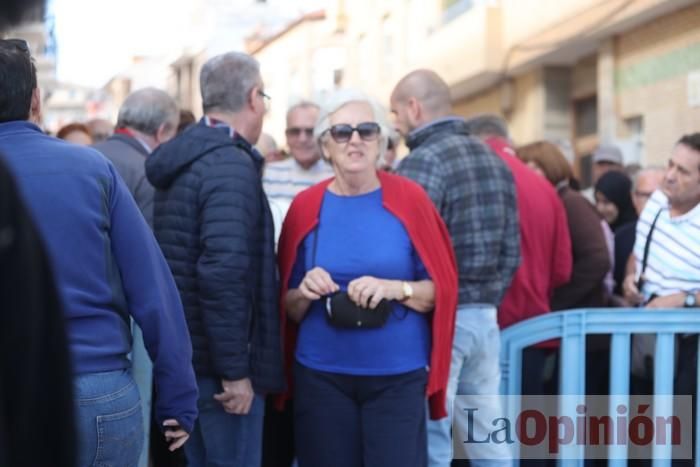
[499,308,700,467]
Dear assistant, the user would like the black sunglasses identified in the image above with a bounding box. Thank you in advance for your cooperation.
[0,38,30,54]
[285,127,314,138]
[325,122,381,143]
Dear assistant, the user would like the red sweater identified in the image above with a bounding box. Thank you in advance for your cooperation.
[275,171,458,419]
[485,137,572,332]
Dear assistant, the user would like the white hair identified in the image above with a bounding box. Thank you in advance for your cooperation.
[117,87,178,136]
[285,99,319,122]
[314,89,390,164]
[632,165,666,190]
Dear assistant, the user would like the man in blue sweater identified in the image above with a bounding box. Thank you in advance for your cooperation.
[0,39,198,466]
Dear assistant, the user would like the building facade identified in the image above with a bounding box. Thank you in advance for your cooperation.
[250,0,700,185]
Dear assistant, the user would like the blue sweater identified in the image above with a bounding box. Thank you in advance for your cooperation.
[290,188,431,375]
[0,121,198,432]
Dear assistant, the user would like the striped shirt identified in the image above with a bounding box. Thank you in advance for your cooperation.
[634,190,700,299]
[262,158,333,203]
[263,157,333,244]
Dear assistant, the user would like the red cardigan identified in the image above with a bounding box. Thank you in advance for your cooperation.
[275,171,458,419]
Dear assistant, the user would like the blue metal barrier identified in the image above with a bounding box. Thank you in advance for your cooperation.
[499,308,700,467]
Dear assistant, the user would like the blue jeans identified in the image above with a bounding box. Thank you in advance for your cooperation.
[427,305,512,467]
[185,376,264,467]
[74,369,144,467]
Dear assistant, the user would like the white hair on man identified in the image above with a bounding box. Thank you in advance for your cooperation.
[286,99,319,122]
[117,87,178,136]
[632,165,665,190]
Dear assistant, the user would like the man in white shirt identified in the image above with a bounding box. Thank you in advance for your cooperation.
[623,134,700,424]
[623,134,700,308]
[263,100,333,243]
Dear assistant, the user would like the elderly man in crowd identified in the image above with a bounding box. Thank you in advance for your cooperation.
[263,100,334,243]
[146,51,284,467]
[94,87,178,227]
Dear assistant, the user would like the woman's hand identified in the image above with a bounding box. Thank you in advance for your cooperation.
[348,276,401,308]
[299,267,339,300]
[286,267,339,323]
[348,276,436,313]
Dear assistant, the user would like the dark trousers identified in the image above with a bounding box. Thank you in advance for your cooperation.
[150,388,187,466]
[262,396,295,467]
[293,362,428,467]
[516,347,557,467]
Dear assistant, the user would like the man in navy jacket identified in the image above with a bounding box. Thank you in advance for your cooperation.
[0,38,198,465]
[146,51,284,467]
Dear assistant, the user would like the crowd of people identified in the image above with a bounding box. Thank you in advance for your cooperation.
[1,32,700,467]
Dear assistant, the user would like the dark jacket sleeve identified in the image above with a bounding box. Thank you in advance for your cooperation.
[552,190,610,310]
[196,149,260,381]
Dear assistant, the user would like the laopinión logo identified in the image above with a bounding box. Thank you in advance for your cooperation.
[452,395,692,460]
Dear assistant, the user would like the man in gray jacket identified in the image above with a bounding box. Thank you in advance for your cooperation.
[94,87,179,227]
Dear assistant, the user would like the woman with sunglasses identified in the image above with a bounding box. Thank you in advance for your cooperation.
[275,89,458,467]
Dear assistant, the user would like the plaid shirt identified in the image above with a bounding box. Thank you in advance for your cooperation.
[397,118,520,306]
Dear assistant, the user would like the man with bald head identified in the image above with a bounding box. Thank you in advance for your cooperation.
[391,70,519,467]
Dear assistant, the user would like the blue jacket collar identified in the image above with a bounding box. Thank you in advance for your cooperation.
[0,120,43,134]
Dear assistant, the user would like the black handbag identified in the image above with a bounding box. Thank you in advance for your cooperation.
[325,291,392,329]
[310,212,396,330]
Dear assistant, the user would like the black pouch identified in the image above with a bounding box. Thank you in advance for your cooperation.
[324,292,392,329]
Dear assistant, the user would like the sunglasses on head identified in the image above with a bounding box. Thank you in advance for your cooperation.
[325,122,381,144]
[285,127,314,138]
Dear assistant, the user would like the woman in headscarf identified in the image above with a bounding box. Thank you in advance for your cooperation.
[595,171,638,295]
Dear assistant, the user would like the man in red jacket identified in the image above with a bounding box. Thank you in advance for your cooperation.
[465,114,573,395]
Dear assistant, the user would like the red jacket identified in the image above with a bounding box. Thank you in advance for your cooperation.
[485,137,572,334]
[275,171,458,419]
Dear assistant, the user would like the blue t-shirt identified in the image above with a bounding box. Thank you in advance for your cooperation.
[290,188,431,375]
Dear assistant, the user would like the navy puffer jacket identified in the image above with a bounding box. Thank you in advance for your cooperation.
[146,120,284,393]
